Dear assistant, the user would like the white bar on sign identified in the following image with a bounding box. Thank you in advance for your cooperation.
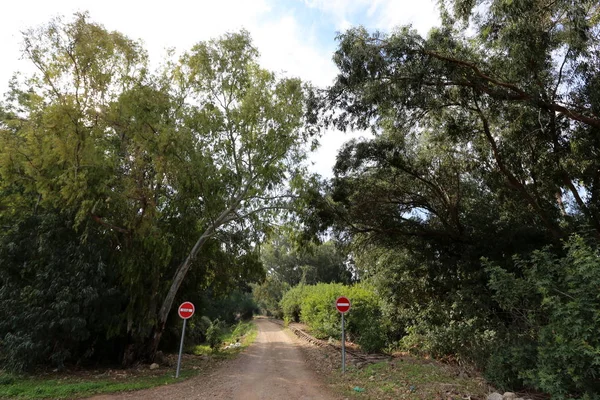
[337,303,350,306]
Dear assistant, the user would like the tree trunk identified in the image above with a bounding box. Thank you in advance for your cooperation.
[144,199,243,358]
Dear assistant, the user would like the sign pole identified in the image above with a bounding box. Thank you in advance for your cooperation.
[341,312,346,373]
[175,301,195,378]
[335,296,351,373]
[176,318,187,378]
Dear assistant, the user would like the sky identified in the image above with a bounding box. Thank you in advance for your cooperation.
[0,0,440,176]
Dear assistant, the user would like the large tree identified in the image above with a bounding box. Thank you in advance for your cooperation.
[0,13,309,365]
[319,0,600,241]
[305,0,600,395]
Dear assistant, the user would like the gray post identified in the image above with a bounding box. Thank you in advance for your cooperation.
[176,318,187,378]
[341,312,346,373]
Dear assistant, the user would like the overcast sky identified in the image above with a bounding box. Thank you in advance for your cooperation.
[0,0,440,176]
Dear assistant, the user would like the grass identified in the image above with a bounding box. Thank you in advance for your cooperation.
[192,320,258,359]
[0,369,196,400]
[0,320,259,399]
[328,358,489,399]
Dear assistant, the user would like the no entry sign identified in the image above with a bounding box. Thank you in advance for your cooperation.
[336,296,351,313]
[335,296,351,373]
[178,302,195,319]
[176,301,195,378]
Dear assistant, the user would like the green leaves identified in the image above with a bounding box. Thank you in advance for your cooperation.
[487,236,600,397]
[1,14,311,367]
[309,1,600,397]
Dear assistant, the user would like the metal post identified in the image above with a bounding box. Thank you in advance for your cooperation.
[341,312,346,373]
[176,318,187,378]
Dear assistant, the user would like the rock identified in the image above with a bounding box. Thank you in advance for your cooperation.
[149,363,159,370]
[503,393,517,400]
[488,393,503,400]
[154,351,165,365]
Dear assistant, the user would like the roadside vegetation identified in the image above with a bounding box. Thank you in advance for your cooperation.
[2,1,600,399]
[0,320,258,399]
[192,320,258,358]
[333,360,489,400]
[0,361,199,399]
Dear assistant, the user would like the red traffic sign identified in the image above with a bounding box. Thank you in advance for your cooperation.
[178,302,195,319]
[335,296,351,313]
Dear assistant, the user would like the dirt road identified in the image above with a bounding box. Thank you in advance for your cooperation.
[91,319,337,400]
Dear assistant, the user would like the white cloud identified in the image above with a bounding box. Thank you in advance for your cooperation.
[252,14,338,88]
[373,0,440,34]
[303,0,439,34]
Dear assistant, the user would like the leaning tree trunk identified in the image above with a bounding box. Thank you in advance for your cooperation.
[143,201,241,359]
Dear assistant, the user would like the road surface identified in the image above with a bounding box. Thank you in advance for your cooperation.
[91,319,336,400]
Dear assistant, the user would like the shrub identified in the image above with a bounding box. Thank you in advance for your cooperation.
[345,284,388,353]
[201,290,258,324]
[300,283,345,338]
[0,213,122,371]
[281,282,389,353]
[206,319,223,351]
[280,285,306,322]
[486,236,600,398]
[187,316,212,344]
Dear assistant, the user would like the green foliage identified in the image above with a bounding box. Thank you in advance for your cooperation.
[192,320,257,358]
[343,285,387,353]
[298,283,346,338]
[251,275,289,317]
[303,0,600,398]
[281,283,388,352]
[486,236,600,398]
[186,316,212,345]
[261,232,353,287]
[199,290,258,325]
[0,12,309,368]
[0,212,122,372]
[280,284,306,323]
[206,320,223,351]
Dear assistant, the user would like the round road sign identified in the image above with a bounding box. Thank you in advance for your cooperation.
[335,296,351,313]
[178,301,195,319]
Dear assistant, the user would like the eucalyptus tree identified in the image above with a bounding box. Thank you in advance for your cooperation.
[304,0,600,393]
[0,13,310,364]
[320,0,600,242]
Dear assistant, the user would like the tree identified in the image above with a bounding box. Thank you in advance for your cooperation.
[319,0,600,241]
[149,28,308,356]
[304,0,600,394]
[0,13,310,365]
[261,231,353,286]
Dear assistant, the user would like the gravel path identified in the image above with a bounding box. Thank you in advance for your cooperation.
[90,319,337,400]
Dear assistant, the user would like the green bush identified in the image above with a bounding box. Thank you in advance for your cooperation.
[280,282,389,353]
[251,276,289,317]
[345,284,388,353]
[187,316,212,344]
[486,236,600,398]
[201,290,258,324]
[299,283,345,338]
[280,285,306,322]
[398,305,498,367]
[0,213,122,371]
[206,319,223,351]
